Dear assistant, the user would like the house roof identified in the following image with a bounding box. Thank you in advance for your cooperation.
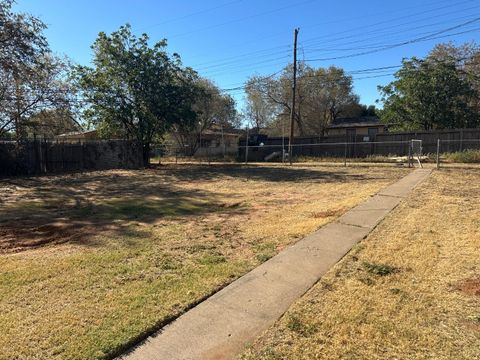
[327,116,385,129]
[201,129,242,137]
[57,129,97,137]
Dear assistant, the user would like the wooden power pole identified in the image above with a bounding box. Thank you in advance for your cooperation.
[288,28,299,165]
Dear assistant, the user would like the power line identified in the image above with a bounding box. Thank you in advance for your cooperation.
[304,17,480,62]
[218,54,478,93]
[167,0,319,39]
[300,0,477,47]
[301,8,480,53]
[191,3,479,77]
[201,18,479,77]
[182,0,471,65]
[200,18,480,76]
[137,0,245,31]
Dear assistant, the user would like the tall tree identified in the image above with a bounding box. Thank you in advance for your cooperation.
[300,66,359,136]
[244,76,275,132]
[25,108,79,138]
[244,63,360,137]
[0,0,72,139]
[171,78,237,155]
[74,24,198,165]
[378,43,480,130]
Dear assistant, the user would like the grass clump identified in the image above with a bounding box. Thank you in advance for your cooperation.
[197,254,226,265]
[286,314,318,337]
[254,242,276,263]
[362,261,399,276]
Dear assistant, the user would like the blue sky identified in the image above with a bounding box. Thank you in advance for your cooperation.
[14,0,480,110]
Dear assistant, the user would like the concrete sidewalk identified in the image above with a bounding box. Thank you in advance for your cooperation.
[122,168,432,360]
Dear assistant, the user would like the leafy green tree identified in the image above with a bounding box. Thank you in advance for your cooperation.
[75,24,198,165]
[429,42,480,116]
[378,44,480,131]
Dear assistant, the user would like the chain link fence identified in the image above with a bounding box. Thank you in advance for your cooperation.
[152,137,480,168]
[434,139,480,168]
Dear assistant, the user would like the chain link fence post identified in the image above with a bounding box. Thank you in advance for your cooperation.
[408,140,412,168]
[436,138,441,169]
[244,127,249,165]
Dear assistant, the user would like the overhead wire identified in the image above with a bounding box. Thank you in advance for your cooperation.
[137,0,245,31]
[183,0,476,68]
[304,17,480,62]
[194,3,480,77]
[182,0,472,65]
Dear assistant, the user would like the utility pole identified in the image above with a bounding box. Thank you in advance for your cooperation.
[288,28,299,165]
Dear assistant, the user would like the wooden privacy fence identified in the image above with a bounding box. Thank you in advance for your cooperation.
[0,139,143,176]
[375,128,480,154]
[238,128,480,162]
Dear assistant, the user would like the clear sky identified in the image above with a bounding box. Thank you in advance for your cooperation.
[13,0,480,110]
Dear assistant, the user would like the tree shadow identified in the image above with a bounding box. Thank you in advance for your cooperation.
[0,171,246,253]
[153,164,372,183]
[0,164,392,253]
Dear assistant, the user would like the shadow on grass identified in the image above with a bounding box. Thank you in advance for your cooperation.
[0,164,379,252]
[0,171,248,252]
[152,164,372,183]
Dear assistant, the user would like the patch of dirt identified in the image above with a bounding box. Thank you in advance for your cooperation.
[311,207,347,218]
[0,220,106,253]
[456,277,480,297]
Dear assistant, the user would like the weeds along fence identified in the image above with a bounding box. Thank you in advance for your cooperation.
[0,139,143,176]
[435,139,480,168]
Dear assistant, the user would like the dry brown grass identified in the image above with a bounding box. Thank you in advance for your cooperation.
[0,164,406,359]
[240,168,480,360]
